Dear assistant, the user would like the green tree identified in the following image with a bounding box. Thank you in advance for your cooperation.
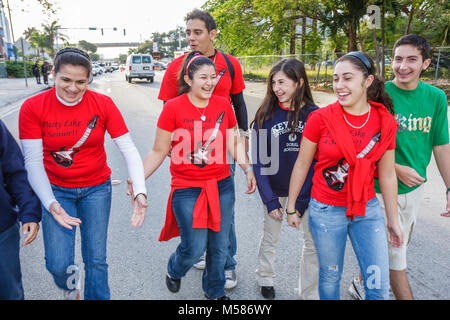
[41,20,68,56]
[78,40,97,54]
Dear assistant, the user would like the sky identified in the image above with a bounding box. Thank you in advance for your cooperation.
[8,0,207,58]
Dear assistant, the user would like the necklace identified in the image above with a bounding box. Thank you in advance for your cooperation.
[342,106,371,129]
[194,105,207,121]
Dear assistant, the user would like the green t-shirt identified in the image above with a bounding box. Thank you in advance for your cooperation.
[374,81,449,194]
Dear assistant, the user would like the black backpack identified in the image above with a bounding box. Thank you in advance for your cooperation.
[218,50,235,86]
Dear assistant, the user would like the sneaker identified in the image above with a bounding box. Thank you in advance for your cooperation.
[63,278,81,300]
[205,294,231,300]
[224,270,237,289]
[193,254,206,270]
[166,273,181,293]
[63,289,80,300]
[260,286,275,300]
[348,277,365,300]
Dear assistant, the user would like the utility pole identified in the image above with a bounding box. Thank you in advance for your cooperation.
[5,0,14,43]
[178,26,181,51]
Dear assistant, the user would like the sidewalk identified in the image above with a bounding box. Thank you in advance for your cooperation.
[0,77,53,109]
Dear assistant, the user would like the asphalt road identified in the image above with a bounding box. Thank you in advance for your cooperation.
[2,70,449,300]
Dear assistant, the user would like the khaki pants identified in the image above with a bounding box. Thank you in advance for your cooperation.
[376,184,424,271]
[256,197,319,299]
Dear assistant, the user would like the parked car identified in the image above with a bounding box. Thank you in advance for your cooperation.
[112,63,119,70]
[125,54,155,83]
[91,64,101,76]
[153,61,167,70]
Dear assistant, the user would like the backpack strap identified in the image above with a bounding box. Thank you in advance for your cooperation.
[218,50,235,85]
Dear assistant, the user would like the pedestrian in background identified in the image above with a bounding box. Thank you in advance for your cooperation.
[158,9,249,289]
[0,120,41,300]
[287,51,403,300]
[42,61,51,85]
[131,51,256,300]
[251,58,319,300]
[32,61,41,84]
[19,47,148,300]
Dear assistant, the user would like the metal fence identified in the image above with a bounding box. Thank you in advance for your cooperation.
[236,47,449,86]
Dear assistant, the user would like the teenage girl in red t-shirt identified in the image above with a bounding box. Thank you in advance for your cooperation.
[19,47,148,300]
[286,52,404,300]
[129,51,256,300]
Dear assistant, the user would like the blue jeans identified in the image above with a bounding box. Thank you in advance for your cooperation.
[0,222,24,300]
[308,197,390,300]
[42,179,112,300]
[168,176,235,299]
[225,162,237,271]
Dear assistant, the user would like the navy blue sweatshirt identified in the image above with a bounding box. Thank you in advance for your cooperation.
[252,103,318,215]
[0,120,41,233]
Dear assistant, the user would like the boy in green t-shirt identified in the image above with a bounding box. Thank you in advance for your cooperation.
[348,34,450,300]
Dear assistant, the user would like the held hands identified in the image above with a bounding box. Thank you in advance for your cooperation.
[127,178,148,228]
[22,222,39,246]
[49,202,81,229]
[268,208,284,221]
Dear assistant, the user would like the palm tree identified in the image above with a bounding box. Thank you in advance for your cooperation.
[41,20,69,56]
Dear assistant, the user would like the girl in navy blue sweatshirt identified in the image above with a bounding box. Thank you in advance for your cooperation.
[251,58,318,300]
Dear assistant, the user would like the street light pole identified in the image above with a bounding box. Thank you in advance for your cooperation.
[5,0,14,43]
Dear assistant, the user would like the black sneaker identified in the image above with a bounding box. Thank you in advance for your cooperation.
[166,274,181,293]
[204,294,231,300]
[261,286,275,300]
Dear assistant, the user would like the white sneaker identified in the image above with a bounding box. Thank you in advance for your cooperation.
[224,270,237,289]
[193,254,206,270]
[348,277,365,300]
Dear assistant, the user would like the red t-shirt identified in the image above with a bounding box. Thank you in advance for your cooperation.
[158,51,246,102]
[157,93,237,181]
[19,88,128,188]
[303,105,396,207]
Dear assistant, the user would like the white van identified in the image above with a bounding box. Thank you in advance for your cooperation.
[125,54,155,83]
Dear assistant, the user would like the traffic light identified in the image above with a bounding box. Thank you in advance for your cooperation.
[123,29,126,36]
[89,27,97,30]
[101,28,104,35]
[113,27,117,31]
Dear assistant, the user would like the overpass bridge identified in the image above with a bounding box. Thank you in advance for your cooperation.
[93,42,140,48]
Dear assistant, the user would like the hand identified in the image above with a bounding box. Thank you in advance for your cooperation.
[22,222,39,246]
[268,208,283,221]
[395,164,425,188]
[387,222,404,248]
[49,202,81,229]
[245,170,257,194]
[286,210,301,230]
[131,194,148,228]
[127,178,135,204]
[441,191,450,217]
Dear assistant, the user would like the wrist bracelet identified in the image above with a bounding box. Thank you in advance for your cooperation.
[286,210,297,215]
[244,166,253,174]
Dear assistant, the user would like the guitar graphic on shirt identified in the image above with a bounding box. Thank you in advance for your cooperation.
[188,112,225,168]
[50,116,99,168]
[322,132,381,191]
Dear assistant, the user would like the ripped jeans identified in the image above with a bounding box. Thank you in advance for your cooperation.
[308,197,390,300]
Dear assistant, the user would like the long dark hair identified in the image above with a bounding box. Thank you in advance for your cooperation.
[178,50,215,96]
[251,58,315,134]
[335,52,394,114]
